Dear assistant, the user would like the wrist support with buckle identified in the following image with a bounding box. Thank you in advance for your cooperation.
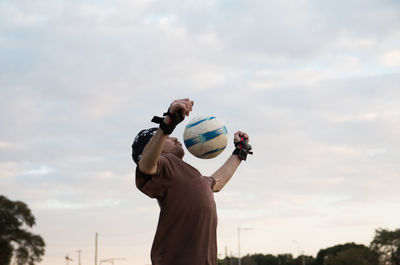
[232,137,253,161]
[151,107,184,135]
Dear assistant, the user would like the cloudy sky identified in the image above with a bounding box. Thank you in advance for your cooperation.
[1,0,400,264]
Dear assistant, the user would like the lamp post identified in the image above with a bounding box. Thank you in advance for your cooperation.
[95,233,98,265]
[238,225,252,265]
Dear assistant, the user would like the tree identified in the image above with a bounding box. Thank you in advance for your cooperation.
[314,243,377,265]
[0,195,45,265]
[371,228,400,265]
[323,247,378,265]
[219,253,316,265]
[277,254,295,265]
[252,253,279,265]
[242,254,257,265]
[294,255,315,265]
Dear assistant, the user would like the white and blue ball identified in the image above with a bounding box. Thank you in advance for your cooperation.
[183,115,228,159]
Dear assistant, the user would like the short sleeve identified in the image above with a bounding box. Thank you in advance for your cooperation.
[204,176,216,191]
[135,155,173,200]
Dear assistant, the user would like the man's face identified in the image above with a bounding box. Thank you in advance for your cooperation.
[162,136,185,159]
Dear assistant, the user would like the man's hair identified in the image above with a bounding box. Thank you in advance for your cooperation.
[131,128,158,164]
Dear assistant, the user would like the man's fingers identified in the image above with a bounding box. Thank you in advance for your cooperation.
[170,98,194,117]
[182,101,189,116]
[181,99,193,116]
[234,131,250,142]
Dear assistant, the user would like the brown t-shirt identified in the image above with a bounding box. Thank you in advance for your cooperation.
[136,153,218,265]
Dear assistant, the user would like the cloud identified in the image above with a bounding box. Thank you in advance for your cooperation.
[21,164,54,175]
[37,198,122,209]
[379,49,400,67]
[0,162,54,177]
[330,113,378,123]
[0,162,20,178]
[0,141,16,149]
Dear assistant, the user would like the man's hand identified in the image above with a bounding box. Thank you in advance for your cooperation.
[233,131,250,144]
[164,98,194,125]
[233,131,252,161]
[151,98,194,135]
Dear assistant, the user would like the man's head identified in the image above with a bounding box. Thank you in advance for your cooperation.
[132,128,185,164]
[162,136,185,160]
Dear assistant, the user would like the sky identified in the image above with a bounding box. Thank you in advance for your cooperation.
[1,0,400,264]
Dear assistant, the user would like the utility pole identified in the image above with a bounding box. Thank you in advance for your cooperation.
[238,225,252,265]
[76,250,81,265]
[95,233,98,265]
[238,226,241,265]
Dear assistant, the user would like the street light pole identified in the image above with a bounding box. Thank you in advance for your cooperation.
[65,254,73,265]
[100,257,126,265]
[95,233,98,265]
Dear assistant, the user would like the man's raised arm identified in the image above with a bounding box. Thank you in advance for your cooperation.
[138,98,194,174]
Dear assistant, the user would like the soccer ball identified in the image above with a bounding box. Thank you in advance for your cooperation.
[183,115,228,159]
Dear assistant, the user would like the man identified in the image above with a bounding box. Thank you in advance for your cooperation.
[132,98,252,265]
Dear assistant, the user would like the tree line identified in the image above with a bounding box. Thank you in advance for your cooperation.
[218,229,400,265]
[1,195,399,265]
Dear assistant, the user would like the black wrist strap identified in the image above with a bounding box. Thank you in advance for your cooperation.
[232,137,253,161]
[233,148,249,161]
[151,107,183,135]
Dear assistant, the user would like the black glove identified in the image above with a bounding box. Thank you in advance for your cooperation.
[232,137,253,161]
[151,107,184,135]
